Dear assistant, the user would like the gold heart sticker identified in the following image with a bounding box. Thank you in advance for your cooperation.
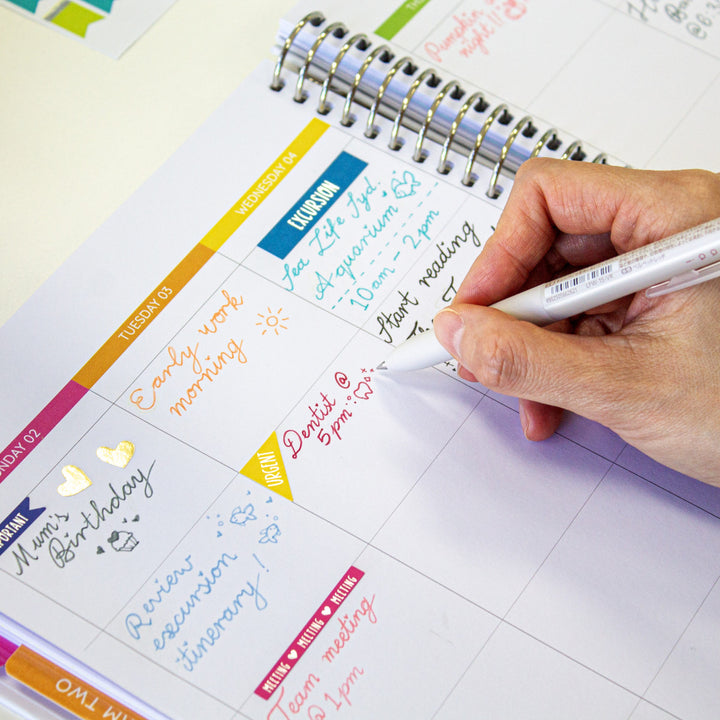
[96,441,135,468]
[58,465,92,496]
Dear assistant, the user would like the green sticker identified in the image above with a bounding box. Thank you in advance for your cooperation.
[47,2,104,38]
[375,0,432,40]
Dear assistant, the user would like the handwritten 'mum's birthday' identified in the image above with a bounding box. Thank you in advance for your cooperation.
[129,290,247,417]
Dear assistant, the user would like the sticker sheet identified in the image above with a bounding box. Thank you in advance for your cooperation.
[1,0,177,58]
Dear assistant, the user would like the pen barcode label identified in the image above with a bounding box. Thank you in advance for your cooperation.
[546,262,617,302]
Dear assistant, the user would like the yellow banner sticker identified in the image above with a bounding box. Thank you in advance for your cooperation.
[241,432,293,501]
[200,117,329,252]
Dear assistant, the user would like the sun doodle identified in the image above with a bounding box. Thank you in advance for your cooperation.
[256,307,290,336]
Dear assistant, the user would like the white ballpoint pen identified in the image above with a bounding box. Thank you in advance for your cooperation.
[378,217,720,372]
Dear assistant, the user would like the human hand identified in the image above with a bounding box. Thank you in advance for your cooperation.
[433,158,720,486]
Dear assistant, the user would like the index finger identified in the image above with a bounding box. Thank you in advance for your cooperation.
[455,158,629,306]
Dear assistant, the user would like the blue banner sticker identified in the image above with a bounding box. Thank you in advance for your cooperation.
[0,497,45,557]
[6,0,41,12]
[259,151,368,260]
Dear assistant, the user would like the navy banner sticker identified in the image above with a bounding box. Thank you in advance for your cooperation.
[0,498,45,557]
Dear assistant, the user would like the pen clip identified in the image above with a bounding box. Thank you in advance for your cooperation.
[645,258,720,298]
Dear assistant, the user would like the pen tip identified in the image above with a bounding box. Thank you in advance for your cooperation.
[376,361,388,371]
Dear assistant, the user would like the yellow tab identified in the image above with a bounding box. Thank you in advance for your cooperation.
[241,433,293,501]
[6,645,148,720]
[200,117,329,252]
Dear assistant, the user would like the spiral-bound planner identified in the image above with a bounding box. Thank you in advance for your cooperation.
[1,2,720,719]
[268,9,617,206]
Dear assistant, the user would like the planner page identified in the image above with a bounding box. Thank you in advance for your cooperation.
[285,0,720,171]
[1,22,720,720]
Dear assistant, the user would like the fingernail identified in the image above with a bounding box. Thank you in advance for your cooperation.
[433,308,465,361]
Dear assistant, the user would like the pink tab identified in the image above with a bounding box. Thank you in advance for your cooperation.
[0,381,87,486]
[255,566,364,699]
[0,636,19,667]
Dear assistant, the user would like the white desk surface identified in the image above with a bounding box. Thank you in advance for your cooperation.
[0,0,296,330]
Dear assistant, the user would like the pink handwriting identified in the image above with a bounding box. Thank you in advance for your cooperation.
[323,666,365,711]
[424,0,529,63]
[282,371,376,460]
[321,595,377,665]
[282,392,339,460]
[256,568,365,706]
[266,675,321,720]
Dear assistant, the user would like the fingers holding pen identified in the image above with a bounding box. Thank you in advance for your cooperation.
[431,161,720,484]
[453,159,629,305]
[433,304,646,432]
[454,160,720,307]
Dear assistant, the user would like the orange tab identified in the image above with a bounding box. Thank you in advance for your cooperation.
[6,645,147,720]
[241,432,293,501]
[73,243,213,389]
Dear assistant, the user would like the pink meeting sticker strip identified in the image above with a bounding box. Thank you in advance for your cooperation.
[255,565,365,700]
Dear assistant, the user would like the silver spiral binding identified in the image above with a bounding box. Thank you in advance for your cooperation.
[271,11,324,92]
[486,115,534,199]
[530,128,559,158]
[341,44,392,127]
[462,103,508,187]
[317,32,368,115]
[561,140,583,161]
[437,91,485,175]
[365,56,413,139]
[294,21,347,103]
[413,80,461,163]
[388,68,436,151]
[273,13,609,198]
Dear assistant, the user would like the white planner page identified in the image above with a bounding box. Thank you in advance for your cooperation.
[1,4,720,717]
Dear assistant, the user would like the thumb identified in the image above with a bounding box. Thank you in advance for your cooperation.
[433,304,640,428]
